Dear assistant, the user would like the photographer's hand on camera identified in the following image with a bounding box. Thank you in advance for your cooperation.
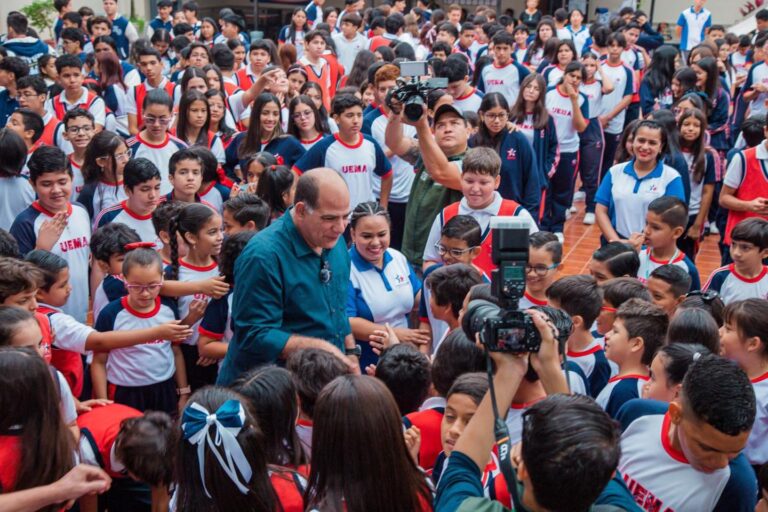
[527,310,570,395]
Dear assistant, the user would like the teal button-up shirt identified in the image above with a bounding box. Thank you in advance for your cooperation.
[217,209,351,385]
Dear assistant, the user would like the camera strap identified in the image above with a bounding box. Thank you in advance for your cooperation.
[485,351,526,512]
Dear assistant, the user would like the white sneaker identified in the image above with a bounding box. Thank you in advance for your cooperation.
[583,213,596,225]
[569,205,578,213]
[573,191,586,202]
[709,224,720,235]
[555,232,565,243]
[565,209,572,220]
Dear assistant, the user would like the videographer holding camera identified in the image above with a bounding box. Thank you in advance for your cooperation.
[385,62,469,268]
[434,218,640,512]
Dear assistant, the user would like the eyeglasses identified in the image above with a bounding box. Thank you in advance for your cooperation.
[319,259,332,284]
[684,290,720,304]
[524,263,558,276]
[292,110,313,120]
[66,125,94,134]
[115,151,131,162]
[483,112,508,120]
[126,282,163,293]
[143,116,172,125]
[15,92,42,100]
[434,243,478,258]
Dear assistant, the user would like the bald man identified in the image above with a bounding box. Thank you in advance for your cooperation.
[217,168,359,384]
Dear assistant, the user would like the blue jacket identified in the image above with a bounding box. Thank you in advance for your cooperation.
[532,116,559,191]
[708,87,731,152]
[2,36,51,74]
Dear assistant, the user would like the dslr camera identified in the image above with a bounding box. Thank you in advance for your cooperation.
[386,61,448,122]
[462,217,541,353]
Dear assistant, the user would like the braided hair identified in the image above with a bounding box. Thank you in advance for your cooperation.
[167,203,216,280]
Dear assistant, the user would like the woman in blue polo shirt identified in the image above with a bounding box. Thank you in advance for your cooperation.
[346,202,429,369]
[595,120,687,244]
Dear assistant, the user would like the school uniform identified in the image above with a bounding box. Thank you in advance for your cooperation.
[676,6,712,52]
[346,246,420,368]
[542,86,589,233]
[596,374,649,419]
[418,263,451,353]
[523,47,545,71]
[95,296,179,415]
[93,274,128,324]
[0,89,18,128]
[198,291,233,356]
[423,193,538,277]
[166,259,220,390]
[127,132,189,195]
[567,339,612,398]
[616,399,756,511]
[746,372,768,467]
[1,36,50,75]
[300,56,333,111]
[333,32,368,72]
[600,61,636,177]
[451,88,484,113]
[722,144,768,245]
[621,47,645,124]
[293,133,392,210]
[125,78,177,130]
[102,83,131,137]
[403,396,445,471]
[477,61,530,102]
[47,87,107,127]
[637,246,700,291]
[199,181,231,213]
[578,78,606,214]
[11,201,91,323]
[224,134,305,180]
[542,64,566,88]
[147,17,173,38]
[0,176,35,231]
[94,200,160,245]
[704,264,768,304]
[595,160,686,240]
[708,88,731,153]
[78,180,128,220]
[109,15,139,60]
[567,26,590,57]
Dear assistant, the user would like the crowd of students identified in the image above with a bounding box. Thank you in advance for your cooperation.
[2,0,768,510]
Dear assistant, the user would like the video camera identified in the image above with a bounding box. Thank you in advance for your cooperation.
[461,217,541,353]
[386,61,448,122]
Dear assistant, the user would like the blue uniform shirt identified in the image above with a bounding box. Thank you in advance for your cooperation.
[217,209,351,385]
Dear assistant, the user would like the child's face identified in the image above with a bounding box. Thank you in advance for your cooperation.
[333,106,363,138]
[671,78,682,99]
[459,29,474,48]
[538,25,553,42]
[362,84,375,106]
[8,318,46,360]
[17,86,46,113]
[188,47,210,68]
[306,36,326,58]
[126,177,161,214]
[438,235,478,266]
[173,11,186,24]
[138,56,163,81]
[293,102,317,133]
[43,59,59,79]
[59,66,84,92]
[643,353,678,402]
[557,45,574,66]
[679,115,702,144]
[186,77,207,94]
[62,38,82,55]
[441,392,478,456]
[582,57,597,79]
[205,70,222,92]
[707,29,724,41]
[493,43,512,64]
[719,320,756,367]
[526,246,557,295]
[222,208,248,236]
[514,31,528,46]
[437,31,455,45]
[232,46,246,68]
[246,160,265,185]
[170,159,203,197]
[39,268,73,307]
[143,103,172,139]
[432,50,447,61]
[158,5,172,19]
[102,0,117,16]
[729,240,768,271]
[91,22,111,37]
[125,264,164,310]
[461,171,499,210]
[624,28,640,45]
[153,40,169,56]
[63,117,96,150]
[260,101,281,135]
[646,276,681,317]
[341,21,357,38]
[98,252,126,276]
[608,41,624,59]
[186,99,208,129]
[604,317,632,365]
[587,258,615,284]
[288,72,306,96]
[446,77,469,101]
[184,214,224,256]
[33,171,73,212]
[595,300,616,336]
[643,211,681,249]
[2,288,39,313]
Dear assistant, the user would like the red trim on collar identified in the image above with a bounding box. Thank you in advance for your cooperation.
[137,132,170,149]
[523,291,548,306]
[608,374,650,383]
[661,412,689,464]
[333,132,363,149]
[32,201,72,217]
[455,87,478,101]
[567,344,602,357]
[121,296,161,318]
[121,200,153,220]
[729,264,768,284]
[178,259,218,272]
[752,371,768,384]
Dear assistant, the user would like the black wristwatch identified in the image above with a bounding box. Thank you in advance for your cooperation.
[345,345,362,357]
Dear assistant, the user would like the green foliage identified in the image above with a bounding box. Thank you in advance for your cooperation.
[20,0,57,40]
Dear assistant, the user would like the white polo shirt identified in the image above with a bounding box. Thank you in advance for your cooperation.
[676,6,712,51]
[478,61,530,103]
[545,86,589,153]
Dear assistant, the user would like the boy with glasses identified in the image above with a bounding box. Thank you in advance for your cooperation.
[16,75,68,151]
[61,108,95,199]
[518,230,561,309]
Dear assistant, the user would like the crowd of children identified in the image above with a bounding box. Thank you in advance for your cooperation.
[3,0,768,510]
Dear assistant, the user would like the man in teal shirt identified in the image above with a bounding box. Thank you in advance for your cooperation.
[217,168,360,385]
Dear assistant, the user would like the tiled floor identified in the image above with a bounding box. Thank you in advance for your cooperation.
[561,202,723,281]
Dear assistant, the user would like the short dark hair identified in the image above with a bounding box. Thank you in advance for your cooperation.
[529,231,562,264]
[223,193,270,231]
[441,214,481,247]
[16,75,47,95]
[616,298,667,365]
[62,107,94,128]
[28,144,70,183]
[331,93,364,116]
[136,46,163,62]
[0,258,42,301]
[601,277,651,308]
[607,32,627,48]
[143,88,173,112]
[430,328,484,396]
[173,23,194,37]
[13,108,44,144]
[446,372,488,405]
[491,31,514,47]
[7,12,29,35]
[0,56,29,81]
[61,27,86,46]
[375,344,431,415]
[723,298,768,357]
[87,15,112,32]
[54,0,71,12]
[649,265,692,298]
[522,394,620,512]
[24,250,68,291]
[182,0,198,13]
[667,308,720,353]
[591,242,640,278]
[168,148,202,177]
[682,355,755,436]
[90,223,141,263]
[546,275,602,328]
[431,41,453,55]
[0,229,20,258]
[439,54,470,82]
[116,411,175,486]
[731,217,768,250]
[647,196,688,230]
[55,53,83,73]
[217,231,256,285]
[286,348,349,419]
[426,263,482,318]
[658,343,712,387]
[0,128,27,179]
[438,22,459,39]
[124,158,161,189]
[385,13,405,34]
[742,115,766,147]
[211,44,235,71]
[151,200,185,237]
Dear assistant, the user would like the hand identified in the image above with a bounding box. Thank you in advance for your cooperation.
[157,320,194,342]
[186,298,209,324]
[598,115,610,128]
[36,212,68,250]
[526,308,560,374]
[76,398,113,414]
[404,425,421,465]
[365,363,376,376]
[505,121,518,132]
[392,327,431,347]
[747,197,768,214]
[757,497,768,512]
[510,442,523,469]
[199,276,230,299]
[562,82,578,100]
[686,223,701,241]
[229,183,241,198]
[369,323,401,355]
[754,83,768,93]
[53,465,111,509]
[196,356,219,367]
[626,232,645,251]
[254,68,282,91]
